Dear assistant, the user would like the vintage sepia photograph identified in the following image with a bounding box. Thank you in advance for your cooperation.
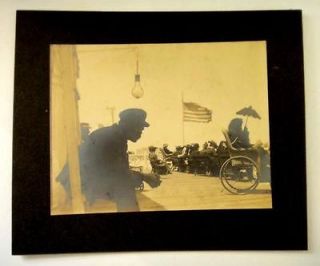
[51,41,272,215]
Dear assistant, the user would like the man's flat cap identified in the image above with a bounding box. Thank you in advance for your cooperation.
[119,108,150,127]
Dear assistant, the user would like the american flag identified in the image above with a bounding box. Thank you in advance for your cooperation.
[183,102,212,123]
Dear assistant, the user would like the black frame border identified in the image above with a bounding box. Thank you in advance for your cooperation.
[12,10,307,254]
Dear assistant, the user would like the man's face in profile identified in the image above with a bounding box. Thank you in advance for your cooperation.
[127,123,146,142]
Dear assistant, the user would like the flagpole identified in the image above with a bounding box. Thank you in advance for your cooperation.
[181,91,185,145]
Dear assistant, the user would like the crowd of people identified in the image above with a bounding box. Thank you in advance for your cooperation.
[148,140,230,176]
[148,117,270,180]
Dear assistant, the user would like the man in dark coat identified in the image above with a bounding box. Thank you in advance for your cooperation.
[57,108,161,212]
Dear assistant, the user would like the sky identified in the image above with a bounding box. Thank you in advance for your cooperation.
[76,41,269,151]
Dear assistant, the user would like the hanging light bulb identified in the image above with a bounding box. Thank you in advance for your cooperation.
[131,56,144,99]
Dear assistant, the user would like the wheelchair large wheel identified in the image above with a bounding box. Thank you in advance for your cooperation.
[220,156,260,194]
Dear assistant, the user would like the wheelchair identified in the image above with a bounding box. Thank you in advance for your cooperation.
[219,130,262,195]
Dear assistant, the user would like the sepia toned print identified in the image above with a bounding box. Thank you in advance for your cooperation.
[50,41,271,215]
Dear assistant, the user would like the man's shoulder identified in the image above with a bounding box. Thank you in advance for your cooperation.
[89,125,125,145]
[91,124,119,136]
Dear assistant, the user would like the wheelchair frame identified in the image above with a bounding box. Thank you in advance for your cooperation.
[219,130,261,195]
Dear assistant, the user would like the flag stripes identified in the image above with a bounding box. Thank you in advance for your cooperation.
[184,118,211,123]
[183,102,212,123]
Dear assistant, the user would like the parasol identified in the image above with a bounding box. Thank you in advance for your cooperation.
[236,106,261,127]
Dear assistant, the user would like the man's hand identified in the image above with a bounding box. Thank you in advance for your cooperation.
[141,173,162,188]
[131,171,161,188]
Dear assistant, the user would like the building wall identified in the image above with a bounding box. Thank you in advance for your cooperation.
[50,45,84,214]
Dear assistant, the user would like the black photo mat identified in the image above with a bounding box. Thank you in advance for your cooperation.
[12,10,307,254]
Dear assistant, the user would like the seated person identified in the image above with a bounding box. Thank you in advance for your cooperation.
[208,140,218,151]
[200,140,218,156]
[202,142,209,151]
[228,118,252,149]
[148,146,160,164]
[178,145,190,158]
[162,144,173,155]
[148,146,170,174]
[174,145,190,172]
[227,117,270,181]
[190,143,200,154]
[173,146,183,156]
[216,141,228,155]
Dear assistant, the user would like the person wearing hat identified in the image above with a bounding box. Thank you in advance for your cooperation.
[57,108,160,212]
[162,143,173,155]
[148,145,171,175]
